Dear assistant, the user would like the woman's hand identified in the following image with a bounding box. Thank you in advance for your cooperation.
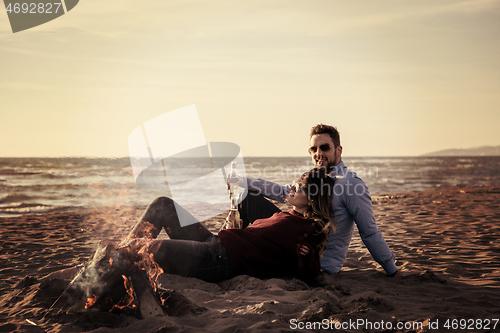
[224,210,243,229]
[299,244,311,256]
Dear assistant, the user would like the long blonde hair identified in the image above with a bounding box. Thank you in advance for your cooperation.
[299,168,335,257]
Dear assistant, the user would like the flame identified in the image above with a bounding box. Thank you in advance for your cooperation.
[158,290,171,307]
[145,253,164,293]
[133,243,164,293]
[109,275,136,311]
[123,275,134,300]
[79,180,168,314]
[70,177,174,316]
[85,294,97,309]
[138,220,159,239]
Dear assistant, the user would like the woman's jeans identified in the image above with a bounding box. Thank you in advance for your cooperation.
[149,235,233,283]
[126,191,280,283]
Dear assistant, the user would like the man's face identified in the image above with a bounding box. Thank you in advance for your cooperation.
[309,134,342,170]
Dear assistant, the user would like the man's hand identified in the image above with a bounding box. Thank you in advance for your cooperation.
[392,269,422,278]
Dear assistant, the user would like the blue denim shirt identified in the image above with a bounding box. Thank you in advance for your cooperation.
[244,161,397,275]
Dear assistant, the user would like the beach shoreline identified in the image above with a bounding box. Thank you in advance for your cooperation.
[1,185,499,332]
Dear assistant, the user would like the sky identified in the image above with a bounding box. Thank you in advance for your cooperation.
[1,0,499,157]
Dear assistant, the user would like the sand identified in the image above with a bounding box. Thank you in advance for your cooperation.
[1,186,500,332]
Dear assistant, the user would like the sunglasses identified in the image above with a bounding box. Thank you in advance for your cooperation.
[308,143,334,155]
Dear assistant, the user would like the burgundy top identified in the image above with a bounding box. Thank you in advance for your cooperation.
[218,210,322,279]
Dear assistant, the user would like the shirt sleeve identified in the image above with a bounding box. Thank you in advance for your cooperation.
[244,177,291,203]
[343,177,398,275]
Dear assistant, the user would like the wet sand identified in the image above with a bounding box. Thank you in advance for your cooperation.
[1,186,499,332]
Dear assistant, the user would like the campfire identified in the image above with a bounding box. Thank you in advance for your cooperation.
[50,222,194,319]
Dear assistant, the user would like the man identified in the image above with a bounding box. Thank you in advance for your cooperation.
[237,124,415,277]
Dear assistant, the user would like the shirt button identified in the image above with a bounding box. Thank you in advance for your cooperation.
[304,233,308,237]
[311,223,315,226]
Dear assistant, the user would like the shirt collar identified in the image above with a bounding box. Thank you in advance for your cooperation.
[330,161,345,177]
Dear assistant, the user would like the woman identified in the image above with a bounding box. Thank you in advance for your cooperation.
[124,167,335,282]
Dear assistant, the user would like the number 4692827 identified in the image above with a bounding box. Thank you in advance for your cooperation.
[5,3,62,14]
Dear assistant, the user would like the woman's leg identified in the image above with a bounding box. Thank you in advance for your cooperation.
[146,236,233,283]
[125,196,213,242]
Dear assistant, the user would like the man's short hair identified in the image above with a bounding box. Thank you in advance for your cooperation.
[310,124,340,147]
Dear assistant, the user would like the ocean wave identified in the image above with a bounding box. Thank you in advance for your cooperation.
[0,198,60,212]
[0,183,90,190]
[0,193,34,204]
[0,205,58,215]
[0,168,82,179]
[0,168,41,176]
[42,172,81,179]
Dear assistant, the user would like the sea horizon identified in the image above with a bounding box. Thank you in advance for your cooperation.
[1,156,500,217]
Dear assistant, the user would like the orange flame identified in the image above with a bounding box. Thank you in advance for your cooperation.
[123,275,134,301]
[109,275,136,311]
[132,242,164,293]
[139,220,159,239]
[146,253,164,293]
[85,294,97,309]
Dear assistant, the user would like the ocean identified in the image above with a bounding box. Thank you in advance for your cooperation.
[1,156,499,217]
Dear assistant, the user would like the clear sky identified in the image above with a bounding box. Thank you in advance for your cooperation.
[1,0,499,157]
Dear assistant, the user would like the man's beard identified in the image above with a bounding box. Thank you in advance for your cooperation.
[314,159,335,174]
[314,151,338,174]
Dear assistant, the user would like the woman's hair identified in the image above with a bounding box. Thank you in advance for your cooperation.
[300,168,335,258]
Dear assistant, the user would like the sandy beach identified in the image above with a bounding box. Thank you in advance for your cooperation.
[1,185,500,332]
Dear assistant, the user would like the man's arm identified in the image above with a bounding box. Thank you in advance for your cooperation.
[343,178,398,276]
[243,177,291,203]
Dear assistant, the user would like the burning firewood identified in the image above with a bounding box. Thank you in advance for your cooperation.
[50,240,166,319]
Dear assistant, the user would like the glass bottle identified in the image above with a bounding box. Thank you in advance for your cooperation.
[227,161,241,229]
